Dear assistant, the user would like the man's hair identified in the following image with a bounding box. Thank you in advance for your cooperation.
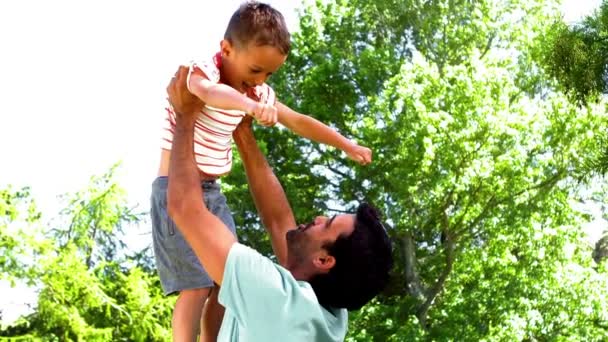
[309,203,393,311]
[224,1,291,55]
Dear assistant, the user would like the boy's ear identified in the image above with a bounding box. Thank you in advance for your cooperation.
[220,39,233,57]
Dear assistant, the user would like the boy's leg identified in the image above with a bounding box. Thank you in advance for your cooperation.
[200,286,224,342]
[200,181,238,341]
[151,177,216,342]
[173,287,210,342]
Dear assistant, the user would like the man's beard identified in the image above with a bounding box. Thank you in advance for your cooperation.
[286,222,314,264]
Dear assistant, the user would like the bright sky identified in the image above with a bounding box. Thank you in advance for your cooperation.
[0,0,604,325]
[0,0,300,221]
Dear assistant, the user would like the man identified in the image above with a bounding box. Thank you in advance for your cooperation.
[166,66,393,341]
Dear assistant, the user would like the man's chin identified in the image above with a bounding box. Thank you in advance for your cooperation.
[286,228,297,242]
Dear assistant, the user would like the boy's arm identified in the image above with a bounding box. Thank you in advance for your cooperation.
[166,66,237,284]
[276,102,372,164]
[189,71,255,112]
[233,117,296,267]
[189,71,277,126]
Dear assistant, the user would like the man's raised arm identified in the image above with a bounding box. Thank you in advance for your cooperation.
[166,66,236,284]
[233,119,296,267]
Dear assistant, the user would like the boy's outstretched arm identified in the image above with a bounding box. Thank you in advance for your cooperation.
[276,102,372,164]
[166,66,237,285]
[233,117,296,267]
[189,71,277,126]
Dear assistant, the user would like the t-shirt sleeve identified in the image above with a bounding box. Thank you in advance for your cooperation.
[186,59,221,93]
[219,243,313,329]
[265,84,277,106]
[190,59,221,83]
[251,83,277,106]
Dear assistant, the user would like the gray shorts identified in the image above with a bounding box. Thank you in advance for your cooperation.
[150,176,236,295]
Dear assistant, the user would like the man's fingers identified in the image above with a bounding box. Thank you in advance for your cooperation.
[242,115,254,125]
[176,66,189,85]
[167,66,187,95]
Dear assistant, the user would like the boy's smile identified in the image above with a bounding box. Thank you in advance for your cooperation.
[219,40,287,93]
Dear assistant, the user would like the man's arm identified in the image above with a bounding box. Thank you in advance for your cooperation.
[166,66,237,284]
[233,118,296,266]
[276,101,372,164]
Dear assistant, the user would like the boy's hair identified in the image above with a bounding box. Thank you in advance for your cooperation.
[309,203,394,311]
[224,1,291,55]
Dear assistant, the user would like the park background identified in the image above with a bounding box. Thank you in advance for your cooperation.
[1,0,608,340]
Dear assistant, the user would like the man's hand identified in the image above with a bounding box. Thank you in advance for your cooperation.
[247,102,278,127]
[233,115,255,140]
[346,143,373,165]
[167,66,203,118]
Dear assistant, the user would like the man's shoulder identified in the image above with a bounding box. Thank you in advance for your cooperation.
[229,243,348,319]
[226,243,314,300]
[222,243,349,340]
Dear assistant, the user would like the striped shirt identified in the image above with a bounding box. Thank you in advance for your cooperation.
[161,53,276,176]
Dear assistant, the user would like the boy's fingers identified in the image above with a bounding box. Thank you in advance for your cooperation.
[361,152,371,164]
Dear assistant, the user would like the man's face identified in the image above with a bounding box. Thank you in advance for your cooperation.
[220,40,287,93]
[286,214,356,268]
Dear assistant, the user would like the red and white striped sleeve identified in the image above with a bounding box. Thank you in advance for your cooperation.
[186,58,221,89]
[252,83,277,106]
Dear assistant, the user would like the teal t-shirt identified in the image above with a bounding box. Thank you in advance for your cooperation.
[217,243,348,341]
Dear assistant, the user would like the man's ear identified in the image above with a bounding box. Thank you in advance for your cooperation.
[312,252,335,271]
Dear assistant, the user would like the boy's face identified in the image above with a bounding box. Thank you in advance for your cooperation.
[219,40,287,93]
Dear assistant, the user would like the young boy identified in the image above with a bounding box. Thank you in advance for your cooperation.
[151,2,372,341]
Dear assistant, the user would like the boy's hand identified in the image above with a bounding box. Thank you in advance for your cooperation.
[346,143,372,165]
[248,102,278,127]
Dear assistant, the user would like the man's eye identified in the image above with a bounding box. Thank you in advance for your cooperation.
[250,69,261,74]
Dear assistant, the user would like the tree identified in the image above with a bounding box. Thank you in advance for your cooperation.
[0,186,40,285]
[223,0,608,339]
[595,230,608,263]
[543,0,608,104]
[1,167,173,341]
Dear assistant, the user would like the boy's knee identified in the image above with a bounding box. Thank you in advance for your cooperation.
[179,287,211,300]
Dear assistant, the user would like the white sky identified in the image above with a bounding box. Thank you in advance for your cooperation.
[0,0,604,325]
[0,0,300,221]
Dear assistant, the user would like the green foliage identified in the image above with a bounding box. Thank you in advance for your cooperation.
[543,0,608,104]
[52,164,141,269]
[0,167,173,341]
[2,0,608,340]
[0,186,41,285]
[225,0,608,340]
